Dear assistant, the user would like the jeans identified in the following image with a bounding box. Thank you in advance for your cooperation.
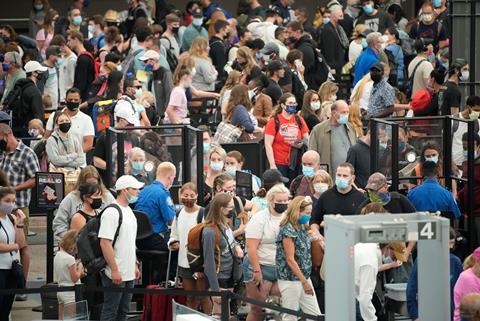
[0,269,16,321]
[278,279,322,321]
[100,272,134,321]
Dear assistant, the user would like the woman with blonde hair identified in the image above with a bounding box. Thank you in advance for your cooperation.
[350,73,373,116]
[188,37,218,91]
[235,46,262,85]
[220,70,242,116]
[276,196,322,319]
[318,81,339,121]
[204,145,227,204]
[311,170,333,207]
[349,102,364,138]
[125,147,154,185]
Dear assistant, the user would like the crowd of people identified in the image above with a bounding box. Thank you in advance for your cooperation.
[0,0,479,320]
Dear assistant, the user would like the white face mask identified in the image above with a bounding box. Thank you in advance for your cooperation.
[331,95,337,102]
[460,70,470,81]
[470,110,480,120]
[313,182,329,194]
[311,101,321,111]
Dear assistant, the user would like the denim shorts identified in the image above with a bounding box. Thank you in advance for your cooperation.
[242,255,278,283]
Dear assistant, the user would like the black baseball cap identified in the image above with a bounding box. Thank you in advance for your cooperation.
[263,169,289,185]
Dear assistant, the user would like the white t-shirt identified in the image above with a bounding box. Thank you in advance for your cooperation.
[0,215,18,269]
[58,54,78,102]
[354,243,381,321]
[349,40,363,63]
[46,110,94,167]
[98,203,138,281]
[44,65,59,110]
[408,56,434,99]
[245,209,283,266]
[54,250,80,286]
[169,208,202,268]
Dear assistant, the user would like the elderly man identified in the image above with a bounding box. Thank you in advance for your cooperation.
[0,51,25,105]
[353,31,382,86]
[289,150,321,197]
[308,100,357,176]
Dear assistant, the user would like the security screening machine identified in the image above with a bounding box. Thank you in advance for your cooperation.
[324,213,450,321]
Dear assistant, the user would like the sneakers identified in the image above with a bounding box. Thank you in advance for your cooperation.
[15,294,27,301]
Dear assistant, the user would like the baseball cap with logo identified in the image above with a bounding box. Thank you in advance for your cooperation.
[114,100,140,126]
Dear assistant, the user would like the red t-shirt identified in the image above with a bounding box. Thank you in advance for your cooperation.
[264,113,309,165]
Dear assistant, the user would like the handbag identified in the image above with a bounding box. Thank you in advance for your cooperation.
[219,228,243,282]
[213,121,242,144]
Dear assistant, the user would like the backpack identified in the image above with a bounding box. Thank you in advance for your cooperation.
[91,99,116,136]
[405,59,427,99]
[186,223,221,273]
[119,48,143,78]
[160,36,179,73]
[384,47,399,86]
[3,79,33,127]
[274,113,303,134]
[81,51,100,79]
[76,204,122,275]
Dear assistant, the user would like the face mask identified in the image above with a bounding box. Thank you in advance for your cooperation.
[425,155,439,164]
[262,54,271,63]
[135,88,143,99]
[2,63,9,72]
[98,74,107,83]
[311,101,321,111]
[88,25,95,34]
[145,64,154,72]
[225,166,237,177]
[285,104,297,115]
[90,198,102,210]
[361,39,368,48]
[470,110,480,120]
[371,72,383,83]
[203,143,210,153]
[72,16,83,26]
[369,191,391,205]
[116,64,123,71]
[399,141,406,151]
[131,161,145,173]
[273,202,288,214]
[433,0,442,8]
[422,14,434,23]
[460,70,470,81]
[192,18,203,27]
[34,4,44,11]
[337,114,349,125]
[0,139,7,152]
[225,32,231,39]
[302,165,315,178]
[335,177,350,190]
[298,214,310,225]
[28,129,40,137]
[58,122,71,133]
[210,161,224,172]
[363,4,374,15]
[55,58,64,67]
[66,101,79,111]
[127,192,138,204]
[314,182,329,194]
[288,36,297,44]
[2,36,10,44]
[323,18,330,25]
[248,90,256,101]
[181,198,197,208]
[464,150,469,160]
[183,82,191,89]
[379,142,388,150]
[0,202,14,215]
[331,95,337,103]
[172,26,180,34]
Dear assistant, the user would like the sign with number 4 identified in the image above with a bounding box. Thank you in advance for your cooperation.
[418,222,437,240]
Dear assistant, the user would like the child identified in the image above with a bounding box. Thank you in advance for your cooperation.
[54,230,84,319]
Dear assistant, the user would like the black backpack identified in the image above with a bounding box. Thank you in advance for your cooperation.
[384,48,399,86]
[76,204,122,275]
[160,36,179,73]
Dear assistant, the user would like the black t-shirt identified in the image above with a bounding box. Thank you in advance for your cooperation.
[441,81,462,116]
[355,10,395,34]
[303,113,320,132]
[356,192,416,214]
[311,187,367,226]
[409,21,447,52]
[265,79,283,105]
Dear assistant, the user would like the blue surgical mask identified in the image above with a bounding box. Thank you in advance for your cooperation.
[203,143,210,153]
[88,24,95,34]
[135,88,143,99]
[131,161,144,174]
[225,166,237,177]
[433,0,442,8]
[192,18,203,27]
[34,4,44,11]
[210,161,224,172]
[2,63,9,72]
[464,150,478,160]
[285,105,297,115]
[425,155,439,164]
[338,114,349,125]
[361,39,368,48]
[323,18,330,25]
[336,177,350,190]
[302,165,315,178]
[127,193,138,204]
[298,214,310,225]
[145,64,154,72]
[363,4,374,15]
[72,16,83,26]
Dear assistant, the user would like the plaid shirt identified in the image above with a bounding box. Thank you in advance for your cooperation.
[367,79,395,117]
[0,141,40,207]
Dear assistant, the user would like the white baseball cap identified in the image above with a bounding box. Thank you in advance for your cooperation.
[139,50,160,61]
[24,60,48,73]
[115,175,145,191]
[114,100,140,126]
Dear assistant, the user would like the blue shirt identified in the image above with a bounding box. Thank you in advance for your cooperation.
[135,181,175,233]
[353,47,379,86]
[406,254,462,320]
[407,178,462,218]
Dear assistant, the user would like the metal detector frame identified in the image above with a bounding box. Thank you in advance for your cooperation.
[324,213,450,321]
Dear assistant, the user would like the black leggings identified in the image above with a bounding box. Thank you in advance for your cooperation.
[0,269,16,321]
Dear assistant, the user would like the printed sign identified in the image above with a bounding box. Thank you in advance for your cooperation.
[36,172,65,209]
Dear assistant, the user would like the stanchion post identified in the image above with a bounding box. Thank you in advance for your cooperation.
[46,209,54,283]
[74,283,84,302]
[220,290,230,321]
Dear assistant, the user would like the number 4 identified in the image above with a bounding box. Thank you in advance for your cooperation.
[419,222,436,240]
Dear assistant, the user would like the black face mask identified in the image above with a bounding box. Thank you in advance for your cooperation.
[0,139,7,152]
[66,101,80,111]
[172,27,179,34]
[58,122,71,133]
[287,36,297,44]
[35,71,46,82]
[370,71,383,83]
[273,203,288,213]
[225,32,231,40]
[90,198,102,210]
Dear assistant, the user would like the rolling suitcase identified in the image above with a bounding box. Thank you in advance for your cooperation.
[141,250,187,321]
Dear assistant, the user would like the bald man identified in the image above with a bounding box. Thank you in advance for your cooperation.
[289,150,321,197]
[135,162,176,251]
